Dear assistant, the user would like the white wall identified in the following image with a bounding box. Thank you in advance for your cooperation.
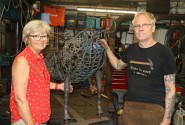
[154,29,168,45]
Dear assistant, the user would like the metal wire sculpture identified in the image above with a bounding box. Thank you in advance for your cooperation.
[44,30,106,122]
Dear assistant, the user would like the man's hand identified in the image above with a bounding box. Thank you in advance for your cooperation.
[99,39,110,50]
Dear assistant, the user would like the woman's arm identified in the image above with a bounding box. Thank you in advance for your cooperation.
[12,56,34,125]
[50,82,73,93]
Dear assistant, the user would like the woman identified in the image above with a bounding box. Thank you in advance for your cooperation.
[10,20,73,125]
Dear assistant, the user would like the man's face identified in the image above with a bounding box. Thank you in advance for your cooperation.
[133,14,155,42]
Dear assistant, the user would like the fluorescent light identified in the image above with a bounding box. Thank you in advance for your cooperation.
[77,8,137,14]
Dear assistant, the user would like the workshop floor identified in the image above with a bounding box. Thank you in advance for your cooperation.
[0,83,114,125]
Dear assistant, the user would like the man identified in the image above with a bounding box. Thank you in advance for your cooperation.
[100,12,176,125]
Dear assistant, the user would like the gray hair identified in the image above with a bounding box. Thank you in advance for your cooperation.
[22,20,51,45]
[132,12,156,25]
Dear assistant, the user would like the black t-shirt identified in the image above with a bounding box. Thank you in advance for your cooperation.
[121,42,176,107]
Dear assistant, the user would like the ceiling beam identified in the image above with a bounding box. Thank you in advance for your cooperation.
[44,0,138,8]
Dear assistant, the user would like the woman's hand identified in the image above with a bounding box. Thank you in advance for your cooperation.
[57,83,73,93]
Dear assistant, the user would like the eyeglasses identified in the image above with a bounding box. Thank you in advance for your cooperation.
[133,23,152,30]
[29,35,48,41]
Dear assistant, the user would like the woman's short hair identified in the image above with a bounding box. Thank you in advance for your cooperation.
[132,11,156,25]
[22,20,51,45]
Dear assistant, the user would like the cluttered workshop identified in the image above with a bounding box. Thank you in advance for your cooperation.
[1,0,185,125]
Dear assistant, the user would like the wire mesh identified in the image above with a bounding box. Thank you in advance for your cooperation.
[44,30,106,83]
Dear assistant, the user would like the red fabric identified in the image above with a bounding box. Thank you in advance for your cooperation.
[32,9,38,17]
[10,46,51,124]
[44,6,65,27]
[105,17,110,30]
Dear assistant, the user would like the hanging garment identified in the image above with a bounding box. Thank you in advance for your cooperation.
[41,13,50,24]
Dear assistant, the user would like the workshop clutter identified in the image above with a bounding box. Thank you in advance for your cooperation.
[65,14,112,30]
[65,15,77,28]
[89,79,106,94]
[76,13,86,28]
[43,5,65,27]
[41,5,113,29]
[174,102,185,125]
[111,67,128,90]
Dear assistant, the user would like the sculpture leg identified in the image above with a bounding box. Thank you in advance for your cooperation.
[64,75,70,123]
[96,70,103,118]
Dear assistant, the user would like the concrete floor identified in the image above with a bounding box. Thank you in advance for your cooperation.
[0,84,114,125]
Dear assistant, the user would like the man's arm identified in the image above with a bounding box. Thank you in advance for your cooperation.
[99,39,127,70]
[161,74,176,125]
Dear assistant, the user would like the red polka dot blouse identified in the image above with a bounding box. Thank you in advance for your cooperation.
[10,46,51,124]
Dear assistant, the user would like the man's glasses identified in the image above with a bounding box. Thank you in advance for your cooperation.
[29,35,48,41]
[133,23,152,30]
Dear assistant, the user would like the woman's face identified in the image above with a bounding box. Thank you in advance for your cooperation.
[27,31,48,53]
